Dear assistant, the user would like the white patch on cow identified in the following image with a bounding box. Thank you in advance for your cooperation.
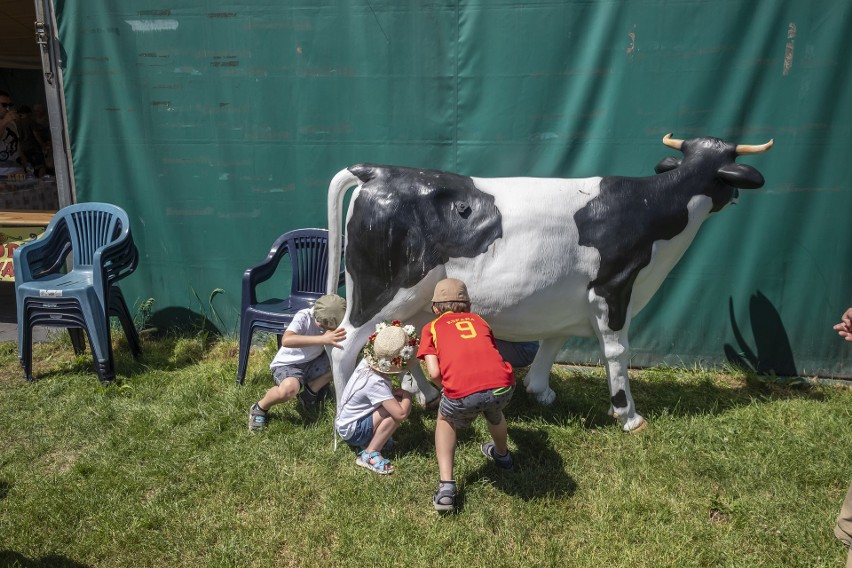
[444,176,604,340]
[630,194,714,314]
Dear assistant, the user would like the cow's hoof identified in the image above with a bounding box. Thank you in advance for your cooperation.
[531,387,556,406]
[621,414,647,433]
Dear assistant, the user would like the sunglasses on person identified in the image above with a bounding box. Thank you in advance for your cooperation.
[0,103,13,109]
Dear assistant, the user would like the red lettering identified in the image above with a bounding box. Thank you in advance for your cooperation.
[0,261,13,279]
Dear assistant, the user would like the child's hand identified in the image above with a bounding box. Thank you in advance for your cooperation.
[323,327,347,348]
[393,388,412,401]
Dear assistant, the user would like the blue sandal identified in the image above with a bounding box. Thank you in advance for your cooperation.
[355,450,395,475]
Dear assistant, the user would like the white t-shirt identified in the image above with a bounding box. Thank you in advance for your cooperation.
[269,308,325,369]
[0,121,23,174]
[335,359,394,441]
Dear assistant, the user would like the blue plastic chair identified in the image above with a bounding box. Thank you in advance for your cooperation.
[14,202,140,383]
[236,228,344,385]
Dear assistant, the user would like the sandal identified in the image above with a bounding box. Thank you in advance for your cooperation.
[433,481,456,512]
[355,450,395,475]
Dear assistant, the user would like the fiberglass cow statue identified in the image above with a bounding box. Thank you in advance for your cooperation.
[325,134,772,432]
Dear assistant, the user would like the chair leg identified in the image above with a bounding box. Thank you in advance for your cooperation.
[78,300,115,384]
[110,288,141,359]
[69,328,87,355]
[236,319,255,385]
[20,322,34,382]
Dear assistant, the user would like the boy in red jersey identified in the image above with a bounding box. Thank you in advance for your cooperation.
[417,278,515,512]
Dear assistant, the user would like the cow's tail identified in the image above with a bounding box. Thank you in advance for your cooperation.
[327,167,360,294]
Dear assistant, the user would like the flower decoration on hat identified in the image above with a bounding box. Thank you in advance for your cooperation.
[363,320,420,374]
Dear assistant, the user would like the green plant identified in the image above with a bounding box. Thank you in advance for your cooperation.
[133,297,157,330]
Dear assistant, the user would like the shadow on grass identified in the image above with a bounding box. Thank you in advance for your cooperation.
[0,480,10,500]
[506,367,824,430]
[467,426,577,503]
[0,551,90,568]
[24,331,238,386]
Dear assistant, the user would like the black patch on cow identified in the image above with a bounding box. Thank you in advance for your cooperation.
[575,137,766,331]
[611,389,628,409]
[345,164,502,326]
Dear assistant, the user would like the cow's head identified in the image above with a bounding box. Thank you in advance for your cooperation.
[654,134,773,211]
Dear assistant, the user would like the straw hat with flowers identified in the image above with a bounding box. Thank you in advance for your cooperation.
[362,320,419,374]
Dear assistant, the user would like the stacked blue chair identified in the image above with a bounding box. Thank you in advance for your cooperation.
[14,202,141,383]
[236,228,344,385]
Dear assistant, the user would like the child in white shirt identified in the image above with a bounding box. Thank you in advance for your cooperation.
[248,294,346,431]
[335,322,417,475]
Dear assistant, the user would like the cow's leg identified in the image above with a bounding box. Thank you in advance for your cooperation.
[401,360,440,407]
[589,297,646,432]
[329,321,371,410]
[522,337,563,405]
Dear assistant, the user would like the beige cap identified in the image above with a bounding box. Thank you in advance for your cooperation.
[432,278,470,303]
[313,294,346,329]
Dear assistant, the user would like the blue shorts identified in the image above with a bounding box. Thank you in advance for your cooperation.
[440,385,514,429]
[344,413,374,448]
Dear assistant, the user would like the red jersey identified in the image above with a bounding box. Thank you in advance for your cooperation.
[417,312,513,399]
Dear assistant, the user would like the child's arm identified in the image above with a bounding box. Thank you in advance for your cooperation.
[381,390,412,421]
[423,354,443,387]
[282,327,347,349]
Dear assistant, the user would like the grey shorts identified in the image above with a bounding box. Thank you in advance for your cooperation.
[271,352,331,387]
[439,385,514,429]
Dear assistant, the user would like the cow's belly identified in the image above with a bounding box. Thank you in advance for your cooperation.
[444,175,603,341]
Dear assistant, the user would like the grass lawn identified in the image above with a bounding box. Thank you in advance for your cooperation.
[1,333,851,567]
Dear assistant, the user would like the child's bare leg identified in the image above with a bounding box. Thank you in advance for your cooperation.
[257,376,300,410]
[435,413,457,481]
[305,371,331,394]
[365,407,397,453]
[485,412,509,455]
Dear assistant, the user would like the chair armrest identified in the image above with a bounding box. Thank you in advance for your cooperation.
[92,227,137,291]
[12,218,71,283]
[242,235,292,306]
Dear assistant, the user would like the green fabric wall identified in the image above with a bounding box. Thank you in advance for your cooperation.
[55,1,852,377]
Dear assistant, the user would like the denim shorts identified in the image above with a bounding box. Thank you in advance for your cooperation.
[439,385,514,429]
[344,413,374,448]
[271,352,331,387]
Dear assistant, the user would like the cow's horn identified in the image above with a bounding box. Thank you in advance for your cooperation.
[736,139,774,155]
[662,133,683,150]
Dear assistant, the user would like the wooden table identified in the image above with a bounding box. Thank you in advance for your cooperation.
[0,209,56,227]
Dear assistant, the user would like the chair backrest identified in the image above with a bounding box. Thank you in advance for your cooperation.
[284,229,333,302]
[59,203,130,268]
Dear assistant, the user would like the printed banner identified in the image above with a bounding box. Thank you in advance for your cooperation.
[0,226,45,282]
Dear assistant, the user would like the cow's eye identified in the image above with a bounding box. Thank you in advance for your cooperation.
[454,201,471,218]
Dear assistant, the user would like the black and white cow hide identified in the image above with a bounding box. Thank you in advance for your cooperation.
[325,134,772,432]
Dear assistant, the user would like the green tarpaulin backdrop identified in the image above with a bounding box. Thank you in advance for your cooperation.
[54,0,852,377]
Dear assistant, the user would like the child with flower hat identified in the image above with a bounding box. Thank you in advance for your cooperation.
[334,321,418,475]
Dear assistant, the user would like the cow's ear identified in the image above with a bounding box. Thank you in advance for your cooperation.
[717,163,765,189]
[654,157,681,174]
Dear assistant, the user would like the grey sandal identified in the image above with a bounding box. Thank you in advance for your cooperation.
[433,481,456,512]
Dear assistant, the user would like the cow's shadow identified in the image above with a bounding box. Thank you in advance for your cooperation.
[724,291,798,377]
[507,362,821,430]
